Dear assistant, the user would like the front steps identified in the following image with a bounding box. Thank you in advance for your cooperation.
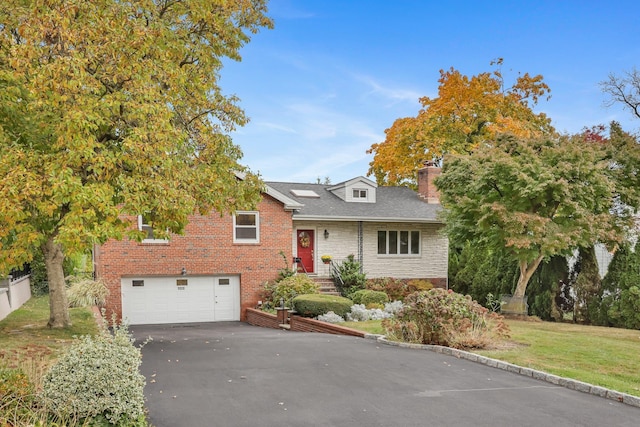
[310,276,340,296]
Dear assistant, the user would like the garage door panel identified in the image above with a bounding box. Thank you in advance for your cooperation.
[122,276,239,325]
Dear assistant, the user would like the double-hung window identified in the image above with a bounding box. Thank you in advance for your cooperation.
[138,215,168,243]
[378,230,420,255]
[234,211,260,243]
[352,189,368,199]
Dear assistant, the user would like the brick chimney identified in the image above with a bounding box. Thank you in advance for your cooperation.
[417,161,441,204]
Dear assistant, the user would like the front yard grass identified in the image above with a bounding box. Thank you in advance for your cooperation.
[477,319,640,397]
[0,295,98,379]
[344,318,640,397]
[341,320,385,335]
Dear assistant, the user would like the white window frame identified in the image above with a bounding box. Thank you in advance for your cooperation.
[377,230,420,256]
[352,188,368,199]
[137,215,168,243]
[233,211,260,244]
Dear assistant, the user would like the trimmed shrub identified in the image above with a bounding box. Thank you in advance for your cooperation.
[39,322,146,425]
[292,294,353,318]
[351,289,389,306]
[261,275,319,309]
[66,278,110,308]
[383,289,510,349]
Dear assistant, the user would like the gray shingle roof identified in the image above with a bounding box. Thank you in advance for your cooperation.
[265,180,442,223]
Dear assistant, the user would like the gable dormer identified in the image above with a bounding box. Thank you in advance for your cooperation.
[328,176,377,203]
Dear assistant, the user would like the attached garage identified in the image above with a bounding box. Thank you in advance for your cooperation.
[121,275,240,325]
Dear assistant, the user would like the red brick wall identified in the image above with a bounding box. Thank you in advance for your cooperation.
[417,164,441,204]
[245,308,280,329]
[289,315,366,337]
[245,308,367,338]
[96,195,293,321]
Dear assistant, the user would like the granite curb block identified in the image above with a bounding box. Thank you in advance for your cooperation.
[370,335,640,409]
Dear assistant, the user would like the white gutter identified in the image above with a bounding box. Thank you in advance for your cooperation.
[291,215,443,224]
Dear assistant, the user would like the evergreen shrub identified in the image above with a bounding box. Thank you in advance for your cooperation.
[333,255,366,298]
[39,322,146,425]
[351,289,389,306]
[292,294,353,318]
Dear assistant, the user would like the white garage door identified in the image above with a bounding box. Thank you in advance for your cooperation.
[121,276,240,325]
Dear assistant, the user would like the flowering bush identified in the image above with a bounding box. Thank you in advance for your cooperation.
[40,322,146,425]
[382,289,509,349]
[317,311,345,323]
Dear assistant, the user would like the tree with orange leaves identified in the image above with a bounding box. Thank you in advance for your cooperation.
[368,60,555,186]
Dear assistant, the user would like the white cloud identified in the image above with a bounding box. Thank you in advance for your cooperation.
[352,73,424,105]
[255,121,297,134]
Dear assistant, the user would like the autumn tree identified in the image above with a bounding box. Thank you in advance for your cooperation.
[601,67,640,120]
[435,133,637,305]
[368,60,555,186]
[0,1,272,328]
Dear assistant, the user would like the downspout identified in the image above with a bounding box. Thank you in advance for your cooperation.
[358,221,363,273]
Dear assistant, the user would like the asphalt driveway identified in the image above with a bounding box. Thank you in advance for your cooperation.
[130,322,639,427]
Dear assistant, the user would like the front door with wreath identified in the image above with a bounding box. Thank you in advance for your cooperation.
[296,229,314,273]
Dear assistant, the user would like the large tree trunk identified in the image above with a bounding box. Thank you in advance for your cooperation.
[42,236,71,328]
[513,256,545,299]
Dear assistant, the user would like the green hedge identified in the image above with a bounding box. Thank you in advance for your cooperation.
[351,289,389,306]
[292,294,353,318]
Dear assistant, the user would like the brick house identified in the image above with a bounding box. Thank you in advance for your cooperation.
[95,164,447,325]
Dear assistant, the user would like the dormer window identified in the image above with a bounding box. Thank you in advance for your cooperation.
[353,189,368,199]
[328,176,376,203]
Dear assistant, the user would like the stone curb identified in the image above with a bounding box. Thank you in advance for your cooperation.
[363,334,640,409]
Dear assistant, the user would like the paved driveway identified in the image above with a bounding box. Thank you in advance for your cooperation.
[130,322,639,427]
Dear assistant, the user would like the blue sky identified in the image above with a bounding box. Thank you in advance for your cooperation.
[221,0,640,184]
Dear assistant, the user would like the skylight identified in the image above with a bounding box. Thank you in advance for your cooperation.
[291,189,320,198]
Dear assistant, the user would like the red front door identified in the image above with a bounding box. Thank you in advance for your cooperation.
[296,230,314,273]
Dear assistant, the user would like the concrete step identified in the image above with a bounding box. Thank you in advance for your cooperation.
[309,276,340,296]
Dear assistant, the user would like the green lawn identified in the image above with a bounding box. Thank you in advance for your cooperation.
[344,318,640,397]
[477,319,640,397]
[0,295,98,370]
[341,320,386,335]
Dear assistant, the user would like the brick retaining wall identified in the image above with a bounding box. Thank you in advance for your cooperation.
[245,308,280,329]
[245,308,366,337]
[289,315,365,337]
